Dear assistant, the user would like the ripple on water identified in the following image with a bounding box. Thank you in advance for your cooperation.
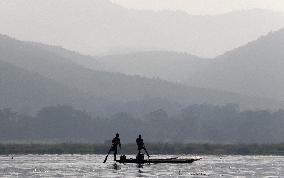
[0,154,283,177]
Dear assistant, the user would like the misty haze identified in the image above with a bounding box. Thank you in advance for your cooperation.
[0,0,284,177]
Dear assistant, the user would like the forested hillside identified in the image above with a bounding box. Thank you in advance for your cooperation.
[0,105,283,144]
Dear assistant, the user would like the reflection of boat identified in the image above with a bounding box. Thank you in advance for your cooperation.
[116,154,201,164]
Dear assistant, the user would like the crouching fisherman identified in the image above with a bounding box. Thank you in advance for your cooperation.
[103,133,121,163]
[136,134,150,159]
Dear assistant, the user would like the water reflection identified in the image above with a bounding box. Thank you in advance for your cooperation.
[136,164,143,168]
[0,155,283,177]
[112,163,121,170]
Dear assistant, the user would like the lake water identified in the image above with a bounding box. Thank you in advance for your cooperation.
[0,154,283,177]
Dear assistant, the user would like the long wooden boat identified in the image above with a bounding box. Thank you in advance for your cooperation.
[116,156,201,164]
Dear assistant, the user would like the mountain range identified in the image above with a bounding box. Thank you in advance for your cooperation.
[188,28,284,101]
[95,51,211,83]
[1,34,282,116]
[87,28,284,102]
[0,0,284,57]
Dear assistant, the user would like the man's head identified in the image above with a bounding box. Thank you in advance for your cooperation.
[116,133,119,137]
[139,134,141,138]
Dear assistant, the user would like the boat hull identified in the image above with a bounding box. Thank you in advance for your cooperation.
[116,158,201,164]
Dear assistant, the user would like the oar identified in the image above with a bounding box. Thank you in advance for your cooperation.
[144,147,150,158]
[144,147,150,163]
[103,147,112,163]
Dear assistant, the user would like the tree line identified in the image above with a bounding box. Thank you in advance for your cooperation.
[0,104,283,144]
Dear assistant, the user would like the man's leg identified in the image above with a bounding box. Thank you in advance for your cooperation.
[114,148,117,161]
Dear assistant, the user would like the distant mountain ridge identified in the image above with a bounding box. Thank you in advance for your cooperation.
[0,60,106,115]
[0,0,284,57]
[1,34,283,115]
[93,51,211,82]
[86,28,284,102]
[188,28,284,101]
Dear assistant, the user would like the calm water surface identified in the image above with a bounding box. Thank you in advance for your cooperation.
[0,154,283,177]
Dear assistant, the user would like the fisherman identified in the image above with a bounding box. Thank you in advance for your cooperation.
[103,133,121,162]
[111,133,121,160]
[136,134,149,158]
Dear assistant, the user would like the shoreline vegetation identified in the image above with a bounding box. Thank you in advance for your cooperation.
[0,143,283,155]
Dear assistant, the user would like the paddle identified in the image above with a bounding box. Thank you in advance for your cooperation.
[143,146,150,163]
[144,146,150,158]
[103,147,112,163]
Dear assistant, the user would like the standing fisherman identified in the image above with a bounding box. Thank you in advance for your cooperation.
[136,134,150,158]
[103,133,121,163]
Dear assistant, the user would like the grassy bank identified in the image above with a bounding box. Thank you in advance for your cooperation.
[0,143,283,155]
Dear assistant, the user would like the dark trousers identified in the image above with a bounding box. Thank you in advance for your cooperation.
[108,145,118,160]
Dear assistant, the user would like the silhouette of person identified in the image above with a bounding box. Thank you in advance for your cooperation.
[136,134,149,157]
[110,133,121,161]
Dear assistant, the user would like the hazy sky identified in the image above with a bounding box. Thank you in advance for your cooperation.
[112,0,284,15]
